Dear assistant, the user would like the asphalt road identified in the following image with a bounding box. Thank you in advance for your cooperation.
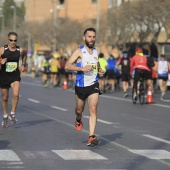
[0,75,170,170]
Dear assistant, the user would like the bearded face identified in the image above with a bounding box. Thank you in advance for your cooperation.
[85,39,95,49]
[84,31,96,49]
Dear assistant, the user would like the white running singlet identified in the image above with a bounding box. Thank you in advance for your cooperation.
[158,60,168,77]
[75,46,99,87]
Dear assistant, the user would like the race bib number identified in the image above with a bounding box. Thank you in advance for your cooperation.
[6,62,17,72]
[87,62,98,73]
[84,62,98,76]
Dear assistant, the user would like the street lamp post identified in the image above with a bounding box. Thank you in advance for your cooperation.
[11,6,16,32]
[0,7,4,35]
[53,0,61,52]
[0,14,4,35]
[53,0,57,52]
[27,32,32,73]
[96,0,100,49]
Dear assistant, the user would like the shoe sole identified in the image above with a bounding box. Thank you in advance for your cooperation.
[75,121,83,131]
[2,124,8,128]
[75,125,82,131]
[87,138,99,147]
[8,117,17,124]
[10,121,17,124]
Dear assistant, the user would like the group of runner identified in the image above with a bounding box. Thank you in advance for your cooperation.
[35,55,68,88]
[36,45,170,100]
[98,48,170,99]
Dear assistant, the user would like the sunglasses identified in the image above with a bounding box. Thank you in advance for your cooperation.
[9,39,17,42]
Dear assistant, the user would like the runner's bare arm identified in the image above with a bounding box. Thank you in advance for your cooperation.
[20,48,27,72]
[20,48,27,66]
[0,47,7,64]
[168,62,170,72]
[97,62,104,77]
[65,48,92,72]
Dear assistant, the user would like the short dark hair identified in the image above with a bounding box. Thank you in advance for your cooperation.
[143,49,149,56]
[8,32,18,37]
[84,27,96,36]
[160,54,165,58]
[122,50,128,54]
[99,52,104,58]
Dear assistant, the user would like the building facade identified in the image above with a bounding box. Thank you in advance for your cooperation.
[25,0,110,23]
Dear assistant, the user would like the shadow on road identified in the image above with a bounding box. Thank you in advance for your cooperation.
[14,119,53,128]
[98,133,123,147]
[0,139,11,149]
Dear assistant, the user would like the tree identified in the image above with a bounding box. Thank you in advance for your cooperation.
[105,0,170,56]
[2,0,25,29]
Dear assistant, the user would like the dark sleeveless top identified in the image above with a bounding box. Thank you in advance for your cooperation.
[1,45,20,73]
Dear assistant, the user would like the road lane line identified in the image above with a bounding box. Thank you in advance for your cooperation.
[143,134,170,144]
[160,98,170,102]
[51,106,68,112]
[1,166,24,169]
[83,115,115,125]
[7,162,24,164]
[153,103,170,108]
[21,82,43,87]
[129,150,170,159]
[28,98,40,103]
[22,81,170,109]
[52,150,107,160]
[100,95,131,102]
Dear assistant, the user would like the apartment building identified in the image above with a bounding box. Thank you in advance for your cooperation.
[25,0,110,23]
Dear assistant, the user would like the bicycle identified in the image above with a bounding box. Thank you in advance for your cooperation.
[132,74,145,105]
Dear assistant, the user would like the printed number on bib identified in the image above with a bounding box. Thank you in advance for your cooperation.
[87,62,98,73]
[6,62,17,72]
[85,62,98,76]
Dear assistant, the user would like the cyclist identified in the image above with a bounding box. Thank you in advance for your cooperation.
[130,47,150,99]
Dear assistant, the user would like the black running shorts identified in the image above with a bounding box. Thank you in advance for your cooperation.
[0,71,21,89]
[158,76,168,81]
[75,82,101,101]
[121,73,130,81]
[105,70,116,79]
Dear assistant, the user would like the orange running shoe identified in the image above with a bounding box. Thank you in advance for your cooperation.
[87,135,99,147]
[75,119,83,131]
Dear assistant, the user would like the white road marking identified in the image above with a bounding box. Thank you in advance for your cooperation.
[160,97,170,102]
[154,103,170,108]
[6,162,24,164]
[129,150,170,159]
[21,82,43,87]
[0,150,21,161]
[22,81,170,109]
[51,106,68,112]
[143,134,170,144]
[22,107,170,167]
[1,166,24,169]
[100,95,131,102]
[83,115,116,125]
[28,98,40,103]
[52,150,107,160]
